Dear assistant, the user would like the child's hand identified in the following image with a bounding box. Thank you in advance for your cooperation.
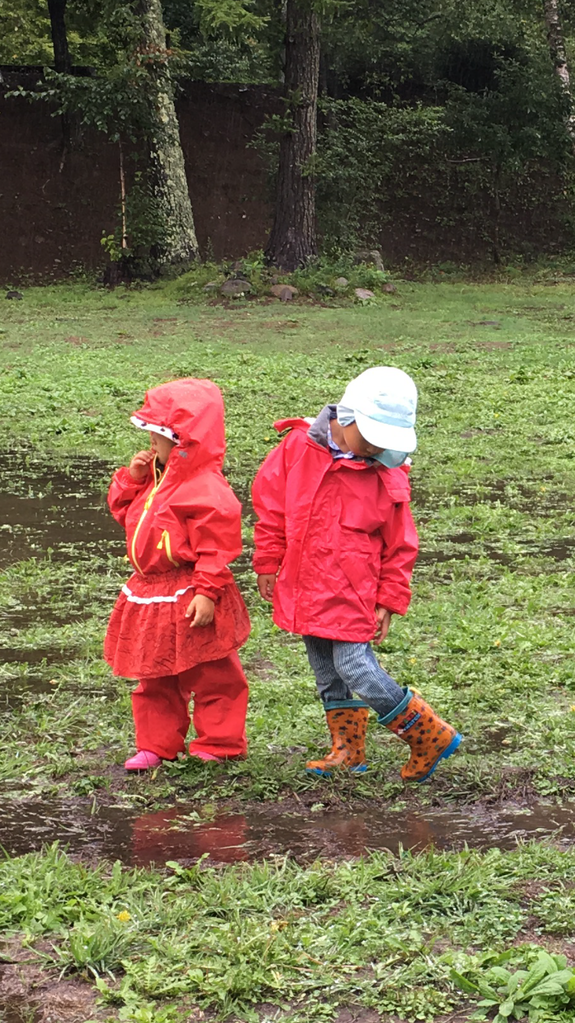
[129,450,154,480]
[374,607,391,644]
[257,574,277,602]
[185,594,215,627]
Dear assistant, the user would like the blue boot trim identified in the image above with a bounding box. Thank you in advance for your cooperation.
[323,699,370,711]
[417,733,463,783]
[306,763,369,777]
[377,687,413,726]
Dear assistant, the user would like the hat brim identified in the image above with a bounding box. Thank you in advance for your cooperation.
[354,410,417,453]
[130,416,179,442]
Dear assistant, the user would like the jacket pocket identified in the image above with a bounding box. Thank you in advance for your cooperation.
[339,527,373,554]
[157,529,180,567]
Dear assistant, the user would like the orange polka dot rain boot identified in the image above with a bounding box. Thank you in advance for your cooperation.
[306,700,370,776]
[379,688,462,782]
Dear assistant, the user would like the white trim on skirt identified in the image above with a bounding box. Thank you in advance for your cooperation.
[121,583,195,604]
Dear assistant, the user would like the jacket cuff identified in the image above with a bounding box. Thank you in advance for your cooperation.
[376,593,410,616]
[194,587,220,602]
[116,466,147,489]
[253,559,282,576]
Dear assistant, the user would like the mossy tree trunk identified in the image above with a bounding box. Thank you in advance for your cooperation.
[264,0,321,271]
[139,0,199,268]
[543,0,575,150]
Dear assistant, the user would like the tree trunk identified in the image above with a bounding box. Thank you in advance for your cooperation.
[265,0,321,270]
[139,0,199,268]
[47,0,71,72]
[543,0,575,149]
[47,0,72,162]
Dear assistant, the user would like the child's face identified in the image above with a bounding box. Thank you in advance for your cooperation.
[340,421,384,459]
[149,431,177,465]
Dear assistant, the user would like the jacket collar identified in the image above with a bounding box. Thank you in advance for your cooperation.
[307,404,376,465]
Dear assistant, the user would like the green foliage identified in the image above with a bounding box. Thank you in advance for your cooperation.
[162,0,277,82]
[2,843,575,1020]
[192,0,268,38]
[451,949,575,1022]
[5,0,575,260]
[316,99,450,249]
[0,0,53,64]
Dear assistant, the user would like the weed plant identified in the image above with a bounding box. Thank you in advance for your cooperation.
[2,842,575,1021]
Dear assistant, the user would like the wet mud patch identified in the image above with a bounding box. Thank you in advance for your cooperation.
[424,477,570,516]
[3,796,575,868]
[0,647,67,666]
[418,534,575,567]
[0,945,109,1022]
[0,453,124,568]
[0,657,66,705]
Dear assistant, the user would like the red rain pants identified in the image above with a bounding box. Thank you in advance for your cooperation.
[131,652,248,760]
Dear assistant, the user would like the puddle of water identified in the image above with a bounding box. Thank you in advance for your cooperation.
[0,648,66,666]
[2,798,575,868]
[415,478,570,519]
[419,536,575,567]
[0,453,124,568]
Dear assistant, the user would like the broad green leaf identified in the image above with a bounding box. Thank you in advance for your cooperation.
[490,967,512,983]
[536,950,558,974]
[566,973,575,994]
[519,961,549,995]
[450,968,480,994]
[478,980,499,999]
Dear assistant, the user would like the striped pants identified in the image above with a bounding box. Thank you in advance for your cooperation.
[303,636,404,717]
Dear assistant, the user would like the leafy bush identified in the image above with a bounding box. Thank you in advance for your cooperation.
[451,949,575,1022]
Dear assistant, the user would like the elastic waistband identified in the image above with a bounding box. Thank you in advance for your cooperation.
[129,564,196,587]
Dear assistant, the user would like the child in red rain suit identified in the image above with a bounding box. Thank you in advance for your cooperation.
[252,366,462,783]
[105,378,251,771]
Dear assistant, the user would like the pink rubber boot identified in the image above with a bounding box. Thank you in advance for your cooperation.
[124,750,162,771]
[188,750,222,763]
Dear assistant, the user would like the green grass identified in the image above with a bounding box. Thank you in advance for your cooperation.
[2,278,575,1020]
[1,278,575,805]
[2,841,575,1022]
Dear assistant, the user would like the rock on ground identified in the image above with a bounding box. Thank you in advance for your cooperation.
[221,279,253,298]
[353,249,385,272]
[270,284,298,300]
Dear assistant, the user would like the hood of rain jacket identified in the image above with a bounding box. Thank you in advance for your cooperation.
[135,377,226,473]
[107,378,242,600]
[252,415,419,642]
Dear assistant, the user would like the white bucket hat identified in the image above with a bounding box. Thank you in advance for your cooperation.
[338,366,417,453]
[130,415,179,442]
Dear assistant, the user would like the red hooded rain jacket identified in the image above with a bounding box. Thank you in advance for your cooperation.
[252,417,418,642]
[104,378,250,678]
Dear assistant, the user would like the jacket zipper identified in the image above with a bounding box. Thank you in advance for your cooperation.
[157,529,180,567]
[130,459,171,575]
[293,452,334,633]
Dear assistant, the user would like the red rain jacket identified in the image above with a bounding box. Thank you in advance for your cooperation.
[252,417,419,642]
[108,378,242,598]
[105,379,250,677]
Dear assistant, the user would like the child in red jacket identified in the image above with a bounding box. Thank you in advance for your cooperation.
[105,378,250,771]
[252,366,461,782]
